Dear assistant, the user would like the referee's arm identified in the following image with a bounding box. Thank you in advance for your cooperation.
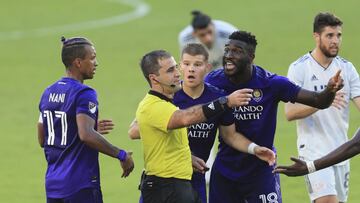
[167,88,253,130]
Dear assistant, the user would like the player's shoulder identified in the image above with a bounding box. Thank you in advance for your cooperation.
[206,68,225,78]
[290,52,311,68]
[254,65,276,79]
[213,20,237,39]
[204,82,227,96]
[205,68,225,81]
[179,25,195,43]
[334,55,350,64]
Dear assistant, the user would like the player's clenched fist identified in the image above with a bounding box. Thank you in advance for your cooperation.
[227,88,253,107]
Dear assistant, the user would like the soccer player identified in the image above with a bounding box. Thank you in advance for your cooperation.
[136,49,267,203]
[284,12,360,203]
[274,127,360,176]
[178,10,237,70]
[204,30,344,203]
[37,37,134,203]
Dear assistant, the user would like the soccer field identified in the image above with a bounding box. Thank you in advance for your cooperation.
[0,0,359,202]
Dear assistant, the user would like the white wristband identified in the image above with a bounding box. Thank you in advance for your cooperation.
[247,143,258,155]
[306,161,317,173]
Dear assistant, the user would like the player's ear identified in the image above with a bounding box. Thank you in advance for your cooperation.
[313,32,320,43]
[73,58,82,68]
[148,74,157,85]
[206,62,212,72]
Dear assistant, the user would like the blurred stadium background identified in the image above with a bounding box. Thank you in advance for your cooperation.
[0,0,359,202]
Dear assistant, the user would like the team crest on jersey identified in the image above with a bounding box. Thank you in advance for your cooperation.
[89,102,97,114]
[252,89,263,102]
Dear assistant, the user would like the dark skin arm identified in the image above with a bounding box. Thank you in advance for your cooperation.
[295,70,343,109]
[274,128,360,176]
[37,123,45,148]
[77,113,134,177]
[167,88,253,129]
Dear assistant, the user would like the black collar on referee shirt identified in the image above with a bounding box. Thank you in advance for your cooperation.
[148,90,173,103]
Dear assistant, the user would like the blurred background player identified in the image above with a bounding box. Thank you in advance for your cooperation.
[37,37,134,203]
[178,10,237,70]
[204,30,344,203]
[285,12,360,203]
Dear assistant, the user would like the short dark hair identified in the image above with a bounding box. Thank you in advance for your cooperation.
[191,10,212,30]
[181,43,209,61]
[140,50,172,86]
[61,36,93,68]
[229,31,257,55]
[313,12,343,33]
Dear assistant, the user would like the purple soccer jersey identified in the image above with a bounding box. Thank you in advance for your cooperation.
[205,65,301,180]
[39,77,100,198]
[173,83,233,203]
[173,83,233,162]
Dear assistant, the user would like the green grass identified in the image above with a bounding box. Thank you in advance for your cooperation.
[0,0,359,202]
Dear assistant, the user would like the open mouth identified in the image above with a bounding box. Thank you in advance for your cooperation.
[187,75,195,79]
[224,61,235,70]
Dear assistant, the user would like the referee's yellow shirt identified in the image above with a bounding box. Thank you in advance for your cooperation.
[136,91,192,180]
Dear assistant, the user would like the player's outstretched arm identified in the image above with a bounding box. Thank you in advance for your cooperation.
[285,91,347,121]
[77,113,134,177]
[275,128,360,176]
[128,119,140,139]
[97,119,114,135]
[295,70,344,109]
[219,124,275,166]
[167,89,253,130]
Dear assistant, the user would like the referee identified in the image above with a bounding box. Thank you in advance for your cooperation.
[136,50,253,203]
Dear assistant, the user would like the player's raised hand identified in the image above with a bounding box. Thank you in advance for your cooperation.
[120,151,135,178]
[227,88,253,107]
[254,146,276,166]
[327,70,344,93]
[273,157,308,177]
[191,155,209,174]
[97,119,114,135]
[332,91,347,110]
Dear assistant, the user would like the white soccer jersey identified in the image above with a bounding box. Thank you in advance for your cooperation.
[288,52,360,165]
[178,20,237,69]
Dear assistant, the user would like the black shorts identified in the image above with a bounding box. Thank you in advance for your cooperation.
[141,175,202,203]
[47,187,103,203]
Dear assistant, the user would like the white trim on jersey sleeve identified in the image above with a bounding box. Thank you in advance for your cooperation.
[38,112,43,123]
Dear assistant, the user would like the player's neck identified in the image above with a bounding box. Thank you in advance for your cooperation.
[183,83,205,99]
[311,49,334,69]
[66,70,84,83]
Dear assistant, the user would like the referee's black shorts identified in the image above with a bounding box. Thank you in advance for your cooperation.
[141,174,202,203]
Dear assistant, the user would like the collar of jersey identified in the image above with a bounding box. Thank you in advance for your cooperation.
[148,90,173,103]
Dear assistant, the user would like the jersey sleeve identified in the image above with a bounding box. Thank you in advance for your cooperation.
[272,75,301,103]
[76,88,98,120]
[287,63,305,86]
[147,101,178,133]
[348,63,360,99]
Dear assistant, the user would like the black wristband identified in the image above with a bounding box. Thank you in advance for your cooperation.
[202,99,226,119]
